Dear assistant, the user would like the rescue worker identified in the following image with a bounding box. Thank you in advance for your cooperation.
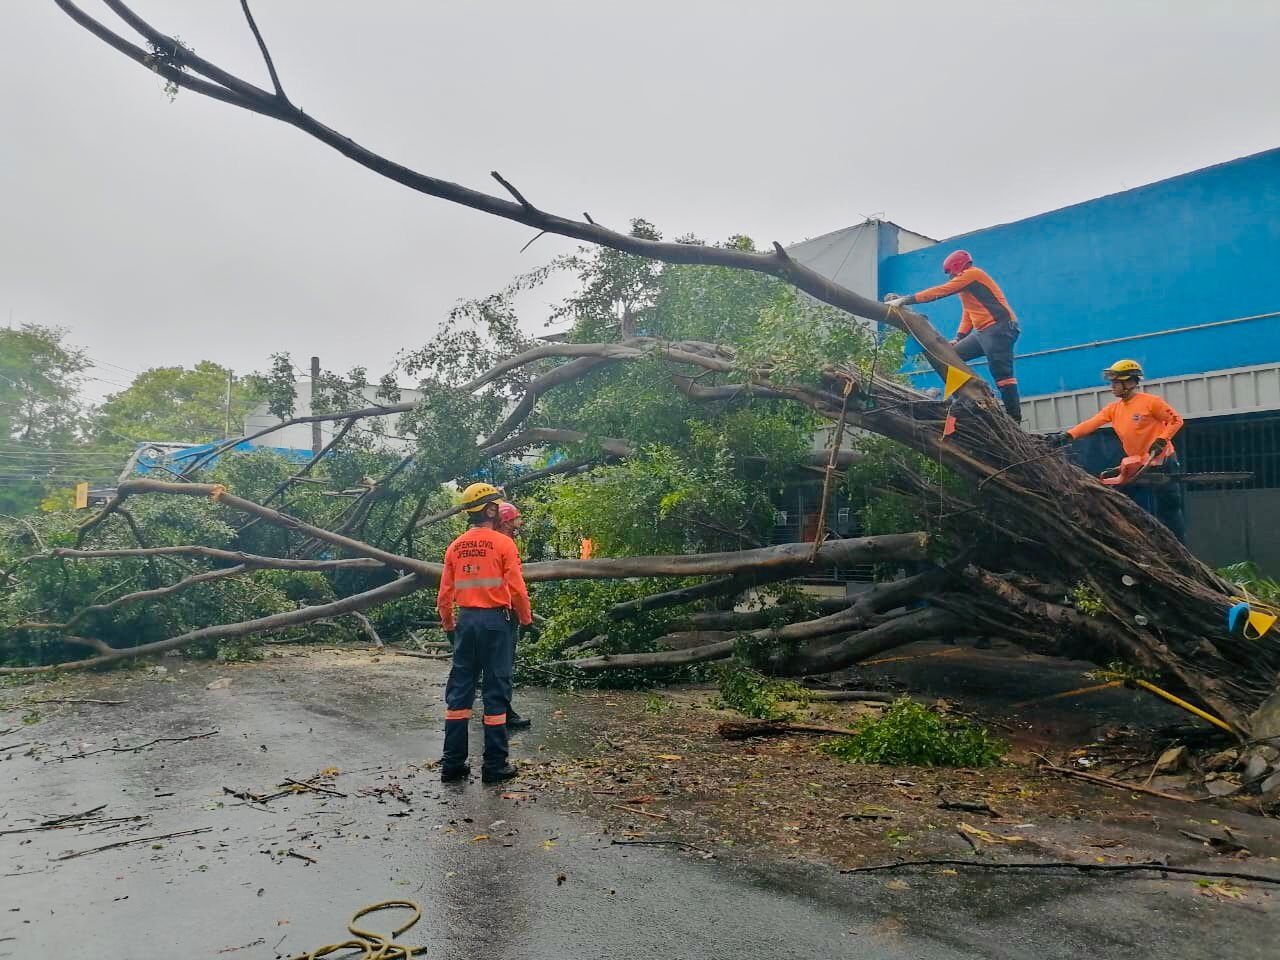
[1045,359,1187,542]
[495,501,531,731]
[436,482,532,783]
[884,250,1022,420]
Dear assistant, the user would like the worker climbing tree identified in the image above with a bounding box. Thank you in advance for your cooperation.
[885,250,1023,420]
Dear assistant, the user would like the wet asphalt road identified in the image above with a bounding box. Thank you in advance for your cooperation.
[1,653,1276,959]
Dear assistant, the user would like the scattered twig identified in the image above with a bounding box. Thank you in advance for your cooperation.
[25,698,126,706]
[1,815,145,837]
[938,799,1002,817]
[45,730,219,763]
[611,838,712,855]
[840,857,1280,885]
[53,827,211,861]
[803,690,894,703]
[718,719,853,740]
[391,649,451,661]
[285,849,318,865]
[1038,760,1192,802]
[956,828,982,854]
[41,803,107,826]
[608,803,669,821]
[0,741,32,753]
[282,777,346,798]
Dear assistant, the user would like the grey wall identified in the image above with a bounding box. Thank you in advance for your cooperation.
[1187,489,1280,576]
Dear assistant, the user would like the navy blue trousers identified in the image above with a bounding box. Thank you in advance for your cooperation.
[442,608,515,773]
[1126,455,1187,544]
[956,319,1022,420]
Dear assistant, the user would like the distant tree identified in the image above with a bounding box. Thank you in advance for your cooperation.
[0,325,91,513]
[90,362,266,446]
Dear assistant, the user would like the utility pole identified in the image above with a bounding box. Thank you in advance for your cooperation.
[224,368,233,438]
[310,355,322,455]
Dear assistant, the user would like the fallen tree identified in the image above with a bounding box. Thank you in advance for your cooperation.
[14,0,1278,734]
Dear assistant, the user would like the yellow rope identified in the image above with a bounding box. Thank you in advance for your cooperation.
[285,900,427,960]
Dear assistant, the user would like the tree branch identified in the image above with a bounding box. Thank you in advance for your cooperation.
[238,0,289,101]
[0,575,423,675]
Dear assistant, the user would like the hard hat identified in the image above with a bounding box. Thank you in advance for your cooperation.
[1102,359,1143,382]
[942,250,973,276]
[459,481,500,513]
[497,501,522,523]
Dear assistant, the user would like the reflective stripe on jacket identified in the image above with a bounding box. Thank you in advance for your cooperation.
[436,528,532,631]
[912,266,1017,336]
[1067,391,1184,461]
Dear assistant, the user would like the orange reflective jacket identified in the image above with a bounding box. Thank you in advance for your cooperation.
[436,528,532,631]
[912,267,1017,336]
[1067,392,1184,462]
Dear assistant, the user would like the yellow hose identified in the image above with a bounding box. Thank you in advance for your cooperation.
[285,900,427,960]
[1010,680,1122,709]
[1132,679,1234,734]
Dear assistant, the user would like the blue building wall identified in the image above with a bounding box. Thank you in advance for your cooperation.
[879,148,1280,396]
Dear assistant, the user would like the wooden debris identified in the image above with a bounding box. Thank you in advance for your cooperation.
[717,720,852,740]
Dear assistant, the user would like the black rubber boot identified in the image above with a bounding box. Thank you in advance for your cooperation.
[999,384,1022,422]
[481,763,518,784]
[507,710,532,730]
[440,763,470,783]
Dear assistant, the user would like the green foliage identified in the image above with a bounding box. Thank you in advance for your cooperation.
[1069,582,1106,617]
[819,698,1007,767]
[715,661,811,719]
[246,353,298,422]
[1218,561,1280,603]
[91,362,264,446]
[643,693,673,715]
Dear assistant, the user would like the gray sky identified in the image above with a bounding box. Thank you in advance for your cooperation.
[3,0,1278,401]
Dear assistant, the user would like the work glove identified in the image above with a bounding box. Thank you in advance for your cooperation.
[884,296,909,309]
[1044,431,1072,448]
[1148,437,1169,457]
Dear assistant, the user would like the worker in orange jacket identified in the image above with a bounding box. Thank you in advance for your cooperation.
[495,500,531,731]
[1046,359,1187,541]
[436,483,533,784]
[885,249,1022,420]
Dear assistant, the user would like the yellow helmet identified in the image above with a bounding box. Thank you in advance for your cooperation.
[459,481,501,513]
[1102,359,1143,382]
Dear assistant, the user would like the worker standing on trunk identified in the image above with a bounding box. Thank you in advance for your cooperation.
[496,500,532,731]
[1045,359,1187,542]
[436,483,532,784]
[885,250,1023,420]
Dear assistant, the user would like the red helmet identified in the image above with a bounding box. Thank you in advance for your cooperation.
[497,501,522,524]
[942,250,973,276]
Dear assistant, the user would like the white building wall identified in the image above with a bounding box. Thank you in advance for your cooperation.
[243,381,422,454]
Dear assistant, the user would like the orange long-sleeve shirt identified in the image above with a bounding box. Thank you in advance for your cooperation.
[436,527,532,631]
[1067,392,1184,462]
[911,266,1017,336]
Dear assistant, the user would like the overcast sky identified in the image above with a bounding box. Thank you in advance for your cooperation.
[3,0,1278,401]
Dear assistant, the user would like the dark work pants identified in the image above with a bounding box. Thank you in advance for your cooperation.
[955,320,1021,420]
[442,608,515,773]
[1126,455,1187,544]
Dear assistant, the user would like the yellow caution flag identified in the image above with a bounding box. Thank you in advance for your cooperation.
[943,366,973,399]
[74,482,89,510]
[1246,608,1278,640]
